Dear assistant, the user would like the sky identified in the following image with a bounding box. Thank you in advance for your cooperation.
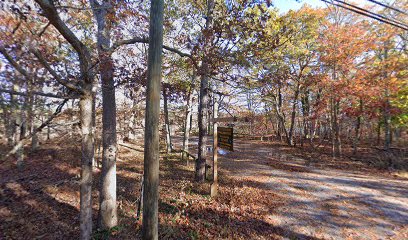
[273,0,326,13]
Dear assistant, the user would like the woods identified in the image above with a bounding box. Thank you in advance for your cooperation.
[0,0,407,239]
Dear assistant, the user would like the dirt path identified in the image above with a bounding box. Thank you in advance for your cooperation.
[218,140,408,240]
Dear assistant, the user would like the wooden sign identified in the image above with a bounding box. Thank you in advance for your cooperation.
[218,127,233,151]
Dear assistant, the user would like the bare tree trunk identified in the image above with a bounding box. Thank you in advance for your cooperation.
[15,114,25,169]
[163,84,173,153]
[288,84,300,146]
[10,86,18,146]
[274,87,289,144]
[2,93,14,146]
[15,82,27,169]
[29,93,38,151]
[91,0,118,229]
[301,90,310,147]
[182,75,195,163]
[196,0,214,182]
[47,120,51,140]
[1,99,68,163]
[384,88,391,151]
[332,99,341,157]
[353,98,363,155]
[79,92,94,240]
[197,73,209,182]
[142,0,164,238]
[377,117,381,146]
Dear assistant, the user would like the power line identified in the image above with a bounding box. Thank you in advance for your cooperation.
[367,0,408,16]
[320,0,408,31]
[333,0,408,28]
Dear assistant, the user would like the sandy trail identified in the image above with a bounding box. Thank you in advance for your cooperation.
[217,140,408,239]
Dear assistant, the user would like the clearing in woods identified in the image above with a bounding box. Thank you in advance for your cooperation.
[217,139,408,239]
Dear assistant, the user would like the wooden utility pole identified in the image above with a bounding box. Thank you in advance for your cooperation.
[211,100,218,197]
[142,0,164,238]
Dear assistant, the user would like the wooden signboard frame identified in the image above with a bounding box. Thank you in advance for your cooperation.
[217,127,233,151]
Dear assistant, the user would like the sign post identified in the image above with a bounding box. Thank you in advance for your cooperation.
[211,101,218,197]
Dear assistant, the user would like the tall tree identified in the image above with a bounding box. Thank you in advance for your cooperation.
[90,0,118,230]
[142,0,164,238]
[33,1,95,238]
[196,0,215,182]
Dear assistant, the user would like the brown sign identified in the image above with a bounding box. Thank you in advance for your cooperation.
[218,127,233,151]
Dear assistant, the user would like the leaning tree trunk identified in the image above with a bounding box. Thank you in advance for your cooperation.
[163,84,173,153]
[91,0,118,229]
[142,0,164,238]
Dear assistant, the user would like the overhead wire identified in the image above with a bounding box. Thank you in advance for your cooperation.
[366,0,408,16]
[320,0,408,31]
[332,0,408,28]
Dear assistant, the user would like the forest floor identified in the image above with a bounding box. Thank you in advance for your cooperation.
[0,136,407,239]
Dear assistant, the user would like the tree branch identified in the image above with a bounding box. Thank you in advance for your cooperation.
[1,99,69,163]
[38,22,51,37]
[0,46,30,77]
[31,49,84,94]
[0,87,78,99]
[34,0,92,83]
[112,36,193,59]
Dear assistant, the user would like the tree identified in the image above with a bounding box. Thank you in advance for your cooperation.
[31,1,95,238]
[90,0,118,230]
[142,0,165,238]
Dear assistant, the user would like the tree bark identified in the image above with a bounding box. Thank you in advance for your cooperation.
[31,3,95,238]
[377,117,381,146]
[142,0,164,238]
[288,84,300,146]
[197,73,209,181]
[79,92,94,240]
[384,88,391,151]
[162,84,173,153]
[353,98,363,155]
[91,0,118,230]
[182,74,195,163]
[196,0,214,182]
[332,99,341,157]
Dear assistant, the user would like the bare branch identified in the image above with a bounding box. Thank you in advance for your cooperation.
[31,49,84,94]
[0,46,30,77]
[0,87,78,99]
[1,99,69,163]
[34,0,92,83]
[38,22,51,37]
[112,36,193,59]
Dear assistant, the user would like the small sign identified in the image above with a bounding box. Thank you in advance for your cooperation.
[218,127,233,151]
